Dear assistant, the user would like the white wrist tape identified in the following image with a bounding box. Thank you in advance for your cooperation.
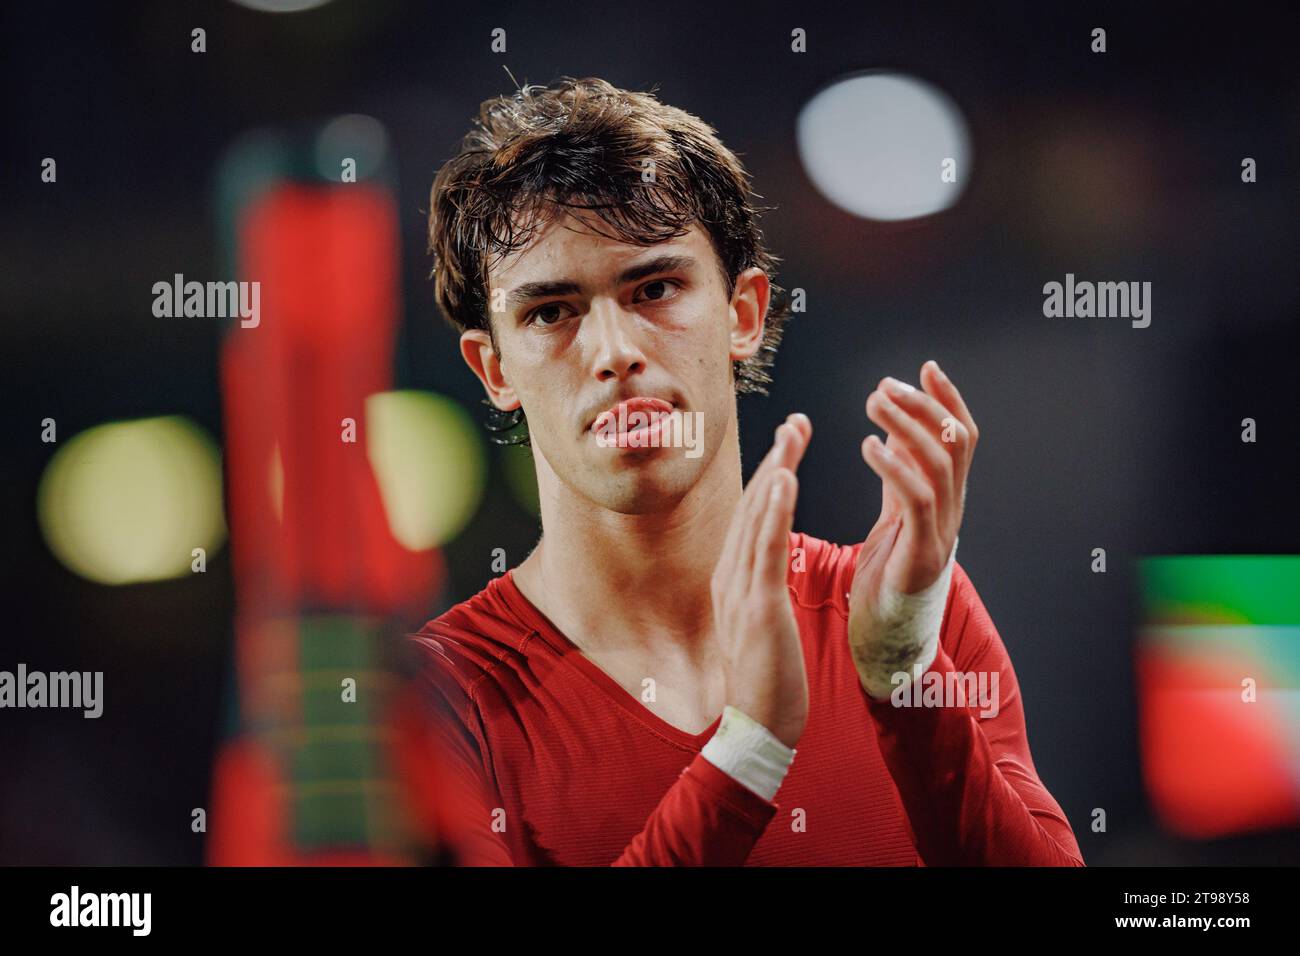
[700,704,796,802]
[851,537,958,701]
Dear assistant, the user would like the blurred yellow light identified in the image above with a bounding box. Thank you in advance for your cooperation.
[37,416,227,585]
[364,391,485,550]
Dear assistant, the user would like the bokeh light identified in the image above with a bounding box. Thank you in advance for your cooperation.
[796,71,971,221]
[228,0,335,13]
[314,114,389,182]
[37,416,227,585]
[364,390,485,550]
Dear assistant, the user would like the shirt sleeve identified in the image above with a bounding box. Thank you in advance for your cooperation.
[410,633,777,867]
[611,753,779,866]
[409,635,515,867]
[855,558,1086,867]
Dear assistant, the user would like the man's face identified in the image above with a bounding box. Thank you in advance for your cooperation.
[462,210,768,515]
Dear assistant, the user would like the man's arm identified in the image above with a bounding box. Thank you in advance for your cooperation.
[857,559,1085,866]
[411,635,781,867]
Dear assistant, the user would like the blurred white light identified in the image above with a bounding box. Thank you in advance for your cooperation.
[315,114,389,182]
[228,0,334,12]
[796,71,971,221]
[37,417,227,585]
[365,391,485,550]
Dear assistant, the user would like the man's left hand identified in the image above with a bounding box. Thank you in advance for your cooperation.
[848,360,979,678]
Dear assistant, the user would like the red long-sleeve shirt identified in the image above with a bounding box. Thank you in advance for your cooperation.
[411,532,1084,866]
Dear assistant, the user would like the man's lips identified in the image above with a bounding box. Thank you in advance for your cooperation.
[590,397,674,433]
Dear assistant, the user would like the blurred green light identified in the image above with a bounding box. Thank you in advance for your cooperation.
[501,441,540,519]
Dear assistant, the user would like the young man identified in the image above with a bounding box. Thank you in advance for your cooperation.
[414,77,1083,866]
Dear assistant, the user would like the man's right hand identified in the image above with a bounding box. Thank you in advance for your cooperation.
[710,413,812,750]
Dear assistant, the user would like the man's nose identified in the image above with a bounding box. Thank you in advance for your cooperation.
[586,300,646,382]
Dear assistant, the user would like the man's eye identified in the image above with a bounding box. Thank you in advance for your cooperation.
[526,303,566,326]
[637,279,682,303]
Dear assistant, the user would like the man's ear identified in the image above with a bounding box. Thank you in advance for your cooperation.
[460,328,521,411]
[728,266,770,362]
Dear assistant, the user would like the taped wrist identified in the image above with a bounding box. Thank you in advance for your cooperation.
[851,537,958,701]
[700,704,796,802]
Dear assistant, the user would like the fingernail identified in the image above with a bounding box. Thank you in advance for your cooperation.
[884,377,914,397]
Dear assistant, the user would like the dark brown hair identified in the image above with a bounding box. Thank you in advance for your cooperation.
[427,76,791,444]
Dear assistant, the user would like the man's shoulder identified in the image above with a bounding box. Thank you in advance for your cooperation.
[411,574,535,696]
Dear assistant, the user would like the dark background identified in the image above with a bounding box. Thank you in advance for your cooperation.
[2,0,1298,864]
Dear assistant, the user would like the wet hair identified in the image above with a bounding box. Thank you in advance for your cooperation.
[427,76,791,445]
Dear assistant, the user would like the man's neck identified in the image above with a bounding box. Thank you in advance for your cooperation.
[512,426,743,659]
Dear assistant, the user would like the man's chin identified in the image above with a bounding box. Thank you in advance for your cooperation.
[582,454,697,515]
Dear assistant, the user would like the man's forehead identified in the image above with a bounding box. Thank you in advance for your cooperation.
[488,213,711,288]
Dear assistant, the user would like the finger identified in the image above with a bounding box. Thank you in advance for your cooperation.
[881,376,966,444]
[873,432,910,519]
[776,415,811,476]
[765,413,812,476]
[750,468,797,598]
[918,362,976,504]
[880,376,972,468]
[862,435,939,541]
[866,389,954,498]
[737,465,778,580]
[735,423,794,580]
[746,417,810,571]
[881,385,971,507]
[723,414,813,585]
[747,419,795,493]
[920,360,978,447]
[716,422,790,584]
[866,433,909,513]
[884,432,922,503]
[732,416,808,564]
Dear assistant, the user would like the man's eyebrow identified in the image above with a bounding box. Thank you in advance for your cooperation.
[617,254,697,286]
[505,254,698,307]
